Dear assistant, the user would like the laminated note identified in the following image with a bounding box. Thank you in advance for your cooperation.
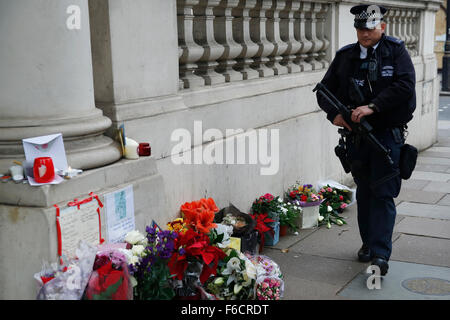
[104,185,135,243]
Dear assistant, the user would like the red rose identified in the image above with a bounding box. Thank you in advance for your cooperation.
[300,195,308,202]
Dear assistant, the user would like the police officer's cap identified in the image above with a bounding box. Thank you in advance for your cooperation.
[350,4,387,30]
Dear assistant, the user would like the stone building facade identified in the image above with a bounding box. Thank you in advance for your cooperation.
[0,0,442,299]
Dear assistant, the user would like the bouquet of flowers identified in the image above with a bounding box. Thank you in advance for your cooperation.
[251,193,281,221]
[125,227,178,300]
[168,198,227,298]
[277,199,301,232]
[85,248,133,300]
[205,249,256,300]
[317,185,351,228]
[285,182,323,204]
[255,276,284,300]
[247,254,284,300]
[318,185,352,213]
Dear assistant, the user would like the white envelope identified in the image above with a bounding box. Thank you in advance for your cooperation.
[22,133,68,171]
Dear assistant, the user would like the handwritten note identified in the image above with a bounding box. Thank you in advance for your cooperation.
[58,200,101,259]
[105,185,135,243]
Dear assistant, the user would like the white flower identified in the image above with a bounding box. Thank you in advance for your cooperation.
[327,206,333,212]
[294,206,298,210]
[117,248,133,261]
[214,277,224,286]
[239,253,256,281]
[234,283,243,295]
[129,255,139,265]
[124,230,146,245]
[318,215,324,222]
[222,257,242,285]
[215,223,233,248]
[131,245,145,257]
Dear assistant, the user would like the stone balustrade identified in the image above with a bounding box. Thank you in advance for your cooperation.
[384,6,420,57]
[177,0,423,90]
[178,0,332,89]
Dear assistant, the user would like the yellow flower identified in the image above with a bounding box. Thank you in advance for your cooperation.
[167,218,186,232]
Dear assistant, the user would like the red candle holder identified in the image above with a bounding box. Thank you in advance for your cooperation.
[138,143,151,156]
[33,157,55,183]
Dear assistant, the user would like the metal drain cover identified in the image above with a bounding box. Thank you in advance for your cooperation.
[401,277,450,296]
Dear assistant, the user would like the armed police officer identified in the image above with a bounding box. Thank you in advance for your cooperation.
[315,4,416,276]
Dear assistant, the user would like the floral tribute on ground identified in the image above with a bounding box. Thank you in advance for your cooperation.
[34,180,353,300]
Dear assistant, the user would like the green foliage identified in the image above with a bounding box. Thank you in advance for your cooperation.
[134,259,175,300]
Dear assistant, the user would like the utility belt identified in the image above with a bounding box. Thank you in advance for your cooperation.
[335,124,417,183]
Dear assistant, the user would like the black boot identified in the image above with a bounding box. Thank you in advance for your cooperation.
[357,244,371,262]
[371,256,389,276]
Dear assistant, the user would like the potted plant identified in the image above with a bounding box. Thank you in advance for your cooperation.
[278,201,301,236]
[285,182,323,229]
[251,193,281,248]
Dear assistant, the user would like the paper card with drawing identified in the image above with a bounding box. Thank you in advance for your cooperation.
[104,185,135,243]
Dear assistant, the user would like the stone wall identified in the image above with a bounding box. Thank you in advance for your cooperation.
[0,0,443,299]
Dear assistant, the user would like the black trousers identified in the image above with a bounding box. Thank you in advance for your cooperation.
[347,128,403,260]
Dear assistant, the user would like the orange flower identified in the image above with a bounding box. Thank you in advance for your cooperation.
[180,198,218,234]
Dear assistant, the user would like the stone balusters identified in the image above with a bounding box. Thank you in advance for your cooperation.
[232,0,260,80]
[266,1,289,75]
[305,2,324,70]
[279,0,302,73]
[383,7,420,57]
[316,3,330,69]
[178,0,205,89]
[214,0,243,82]
[294,1,313,72]
[193,0,226,85]
[177,0,332,89]
[249,0,275,77]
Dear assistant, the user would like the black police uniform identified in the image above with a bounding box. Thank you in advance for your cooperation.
[316,6,416,268]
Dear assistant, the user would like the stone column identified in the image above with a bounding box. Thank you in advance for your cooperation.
[89,0,186,128]
[0,0,121,172]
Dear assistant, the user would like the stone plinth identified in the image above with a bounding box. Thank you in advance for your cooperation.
[0,157,168,300]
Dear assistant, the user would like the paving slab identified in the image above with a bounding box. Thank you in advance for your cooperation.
[281,274,344,300]
[394,216,450,239]
[338,261,450,300]
[390,234,450,268]
[396,188,446,204]
[417,156,450,166]
[401,179,431,191]
[420,151,450,159]
[263,250,367,287]
[410,171,450,182]
[287,214,404,261]
[268,228,317,251]
[422,181,450,193]
[437,194,450,206]
[396,202,450,220]
[426,147,450,153]
[414,164,450,173]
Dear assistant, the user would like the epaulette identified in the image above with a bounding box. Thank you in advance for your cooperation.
[384,36,404,45]
[337,43,356,53]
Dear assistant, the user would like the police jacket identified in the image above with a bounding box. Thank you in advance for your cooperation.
[317,33,416,130]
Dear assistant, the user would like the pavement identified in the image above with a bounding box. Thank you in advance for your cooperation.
[264,97,450,300]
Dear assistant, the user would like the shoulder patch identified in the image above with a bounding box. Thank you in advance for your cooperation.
[385,36,404,45]
[337,43,356,53]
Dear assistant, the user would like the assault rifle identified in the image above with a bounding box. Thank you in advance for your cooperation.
[313,82,394,173]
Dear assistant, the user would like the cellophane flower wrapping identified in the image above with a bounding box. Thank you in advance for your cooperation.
[246,254,284,300]
[85,249,133,300]
[35,240,97,300]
